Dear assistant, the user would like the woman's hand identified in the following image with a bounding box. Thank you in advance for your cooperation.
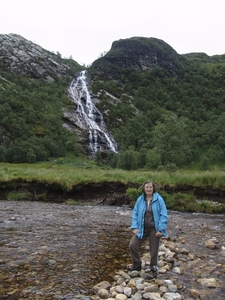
[155,231,162,237]
[132,229,139,235]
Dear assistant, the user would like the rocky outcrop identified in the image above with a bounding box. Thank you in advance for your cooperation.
[90,37,185,77]
[0,33,80,82]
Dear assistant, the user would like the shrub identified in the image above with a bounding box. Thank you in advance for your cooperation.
[126,187,142,207]
[198,200,225,214]
[7,190,31,201]
[166,192,200,212]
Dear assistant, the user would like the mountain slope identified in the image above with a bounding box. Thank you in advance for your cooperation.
[1,34,225,169]
[89,37,225,169]
[0,33,85,162]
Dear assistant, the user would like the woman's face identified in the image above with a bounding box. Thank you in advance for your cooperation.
[144,183,154,196]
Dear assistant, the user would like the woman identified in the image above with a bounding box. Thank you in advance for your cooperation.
[127,180,168,279]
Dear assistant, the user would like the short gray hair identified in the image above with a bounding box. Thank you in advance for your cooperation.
[141,180,156,193]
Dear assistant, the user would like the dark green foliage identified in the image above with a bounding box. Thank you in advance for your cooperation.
[126,188,225,214]
[153,114,192,173]
[7,190,32,201]
[126,187,142,208]
[0,70,84,163]
[199,200,225,214]
[166,192,200,212]
[2,36,225,168]
[89,38,225,170]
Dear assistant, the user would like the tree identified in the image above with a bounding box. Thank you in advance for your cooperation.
[145,149,161,170]
[117,147,138,170]
[153,113,191,173]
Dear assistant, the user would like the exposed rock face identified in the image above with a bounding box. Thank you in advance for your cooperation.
[91,37,184,77]
[0,33,75,82]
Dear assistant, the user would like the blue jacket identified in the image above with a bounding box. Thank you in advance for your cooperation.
[131,192,168,239]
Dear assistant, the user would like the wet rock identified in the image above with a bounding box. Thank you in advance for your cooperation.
[197,278,221,287]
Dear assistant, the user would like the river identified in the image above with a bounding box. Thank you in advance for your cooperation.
[0,200,224,299]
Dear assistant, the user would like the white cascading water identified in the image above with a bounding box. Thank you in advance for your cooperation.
[67,70,118,155]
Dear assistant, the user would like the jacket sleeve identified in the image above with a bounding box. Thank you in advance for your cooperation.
[131,198,140,229]
[157,196,168,236]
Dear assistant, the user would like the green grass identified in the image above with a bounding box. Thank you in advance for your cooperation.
[1,161,225,213]
[1,162,225,192]
[7,191,31,201]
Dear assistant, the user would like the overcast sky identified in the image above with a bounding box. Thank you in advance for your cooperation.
[1,0,225,66]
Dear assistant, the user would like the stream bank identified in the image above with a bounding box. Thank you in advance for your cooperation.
[1,181,225,205]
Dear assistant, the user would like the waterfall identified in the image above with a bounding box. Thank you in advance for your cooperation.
[67,71,118,155]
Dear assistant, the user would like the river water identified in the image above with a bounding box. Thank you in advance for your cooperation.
[0,200,224,299]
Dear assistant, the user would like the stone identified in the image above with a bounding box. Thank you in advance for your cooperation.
[144,292,162,299]
[162,292,182,300]
[168,284,178,292]
[115,293,127,300]
[115,285,124,293]
[197,278,221,287]
[98,288,109,299]
[144,283,159,292]
[205,239,217,249]
[171,267,181,274]
[123,286,132,297]
[188,288,200,298]
[133,292,143,300]
[92,281,110,292]
[136,283,145,290]
[116,277,125,285]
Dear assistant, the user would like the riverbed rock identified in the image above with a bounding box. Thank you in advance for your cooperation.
[92,281,111,292]
[162,292,181,300]
[197,278,221,287]
[98,288,110,299]
[205,238,218,249]
[188,288,200,299]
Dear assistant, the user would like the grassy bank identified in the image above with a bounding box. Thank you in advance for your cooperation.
[1,162,225,191]
[1,161,225,213]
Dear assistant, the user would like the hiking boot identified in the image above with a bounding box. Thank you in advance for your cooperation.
[127,264,141,272]
[145,267,157,280]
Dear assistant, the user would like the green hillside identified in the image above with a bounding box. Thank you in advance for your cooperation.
[0,58,85,163]
[1,36,225,171]
[89,38,225,170]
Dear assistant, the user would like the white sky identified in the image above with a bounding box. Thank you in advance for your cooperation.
[1,0,225,66]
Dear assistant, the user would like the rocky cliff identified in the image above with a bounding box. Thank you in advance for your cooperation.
[0,33,81,82]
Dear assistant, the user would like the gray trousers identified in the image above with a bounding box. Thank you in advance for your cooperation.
[129,228,160,268]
